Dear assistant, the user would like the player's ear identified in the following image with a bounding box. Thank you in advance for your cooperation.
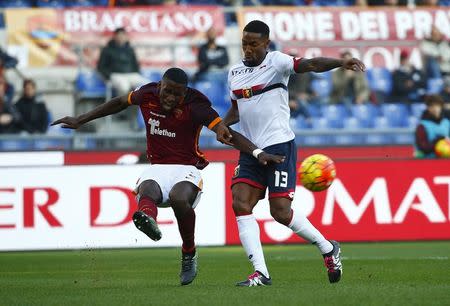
[264,38,271,51]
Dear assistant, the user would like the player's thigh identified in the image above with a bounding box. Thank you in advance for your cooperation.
[265,139,297,201]
[231,152,267,195]
[134,164,185,207]
[136,179,163,204]
[169,181,200,208]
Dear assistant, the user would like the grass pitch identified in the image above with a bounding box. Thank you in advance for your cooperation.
[0,242,449,306]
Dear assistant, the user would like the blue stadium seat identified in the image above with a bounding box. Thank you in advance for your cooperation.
[366,117,392,144]
[350,104,379,127]
[311,79,332,100]
[300,117,333,146]
[366,67,392,94]
[393,133,414,145]
[380,103,409,127]
[305,104,321,117]
[0,0,32,7]
[0,140,33,151]
[137,112,146,131]
[75,70,106,99]
[407,116,419,128]
[313,0,354,5]
[66,0,108,6]
[427,78,444,94]
[141,70,162,83]
[36,0,66,7]
[294,117,311,130]
[194,80,227,107]
[321,104,349,128]
[410,103,426,118]
[335,117,365,145]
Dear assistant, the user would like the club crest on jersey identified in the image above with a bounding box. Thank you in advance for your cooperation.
[173,108,183,119]
[233,165,240,178]
[242,88,253,99]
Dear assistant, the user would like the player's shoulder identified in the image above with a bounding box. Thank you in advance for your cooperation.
[268,51,292,62]
[185,86,211,106]
[132,82,158,95]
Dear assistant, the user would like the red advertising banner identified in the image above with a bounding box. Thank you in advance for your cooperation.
[237,7,450,69]
[5,6,225,68]
[225,159,450,244]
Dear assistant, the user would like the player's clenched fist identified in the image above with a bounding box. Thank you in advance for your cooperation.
[342,58,366,72]
[257,152,285,166]
[214,122,233,146]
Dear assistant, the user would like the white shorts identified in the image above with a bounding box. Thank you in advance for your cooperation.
[134,164,203,208]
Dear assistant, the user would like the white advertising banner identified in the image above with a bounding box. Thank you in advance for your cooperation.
[0,164,225,251]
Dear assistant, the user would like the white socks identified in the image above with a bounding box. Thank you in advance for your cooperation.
[236,214,270,278]
[288,209,333,255]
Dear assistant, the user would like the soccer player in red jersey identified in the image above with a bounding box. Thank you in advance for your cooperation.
[52,67,283,286]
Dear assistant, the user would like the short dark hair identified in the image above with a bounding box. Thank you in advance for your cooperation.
[425,95,444,106]
[114,27,126,34]
[243,20,270,38]
[23,79,35,88]
[162,68,188,86]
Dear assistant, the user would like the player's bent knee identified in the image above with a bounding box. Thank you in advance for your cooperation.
[232,197,252,216]
[270,207,291,226]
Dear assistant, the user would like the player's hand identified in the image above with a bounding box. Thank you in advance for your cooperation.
[51,116,82,129]
[215,123,233,146]
[342,58,365,72]
[257,152,285,166]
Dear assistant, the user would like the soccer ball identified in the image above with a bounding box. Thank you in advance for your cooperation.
[299,154,336,192]
[435,138,450,158]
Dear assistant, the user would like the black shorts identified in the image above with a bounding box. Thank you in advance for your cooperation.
[231,139,297,200]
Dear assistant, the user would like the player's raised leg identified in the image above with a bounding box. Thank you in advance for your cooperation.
[269,199,342,283]
[133,179,162,241]
[267,140,342,283]
[232,183,272,287]
[169,181,201,286]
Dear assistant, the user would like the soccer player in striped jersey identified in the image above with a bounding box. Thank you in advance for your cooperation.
[224,20,365,286]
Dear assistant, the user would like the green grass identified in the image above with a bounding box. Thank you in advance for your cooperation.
[0,242,449,306]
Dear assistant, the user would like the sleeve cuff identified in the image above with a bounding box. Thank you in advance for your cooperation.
[127,91,133,105]
[207,117,222,130]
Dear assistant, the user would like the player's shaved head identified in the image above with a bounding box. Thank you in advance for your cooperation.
[243,20,270,38]
[163,68,188,86]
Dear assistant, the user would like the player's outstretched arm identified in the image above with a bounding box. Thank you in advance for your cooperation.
[296,57,365,73]
[51,95,129,129]
[222,102,240,126]
[228,127,285,165]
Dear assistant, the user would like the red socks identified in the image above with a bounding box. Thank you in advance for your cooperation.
[138,196,158,221]
[178,208,196,254]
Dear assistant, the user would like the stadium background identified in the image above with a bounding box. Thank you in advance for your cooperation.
[0,1,449,250]
[0,3,449,306]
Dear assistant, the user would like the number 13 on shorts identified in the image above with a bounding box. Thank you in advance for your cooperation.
[274,170,288,187]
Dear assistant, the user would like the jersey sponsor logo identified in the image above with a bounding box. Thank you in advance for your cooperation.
[150,111,166,118]
[231,67,254,76]
[148,118,176,138]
